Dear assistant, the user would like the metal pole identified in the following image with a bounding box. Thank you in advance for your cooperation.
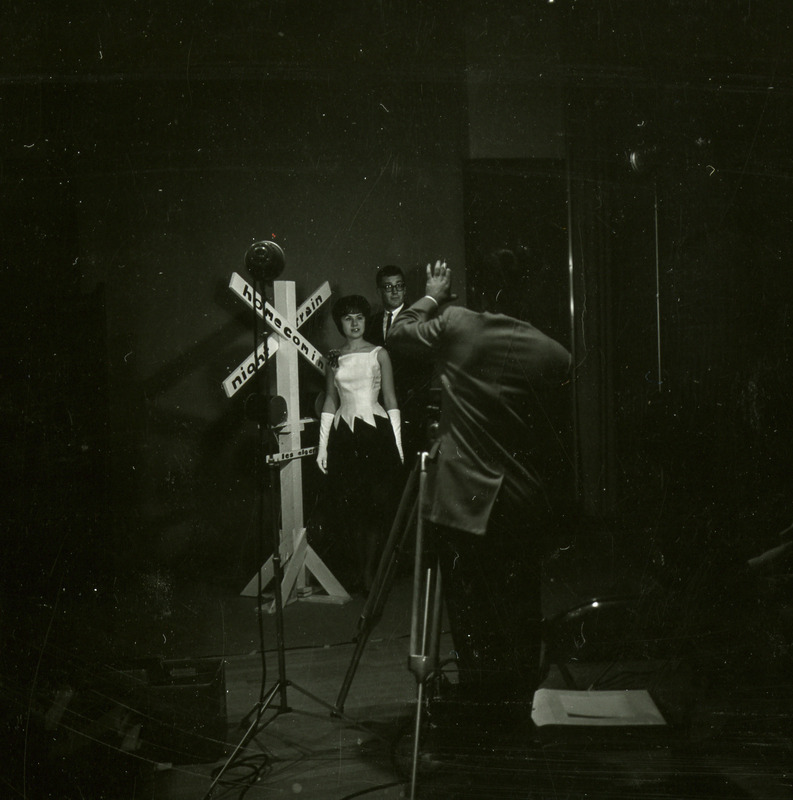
[565,153,581,501]
[654,182,663,389]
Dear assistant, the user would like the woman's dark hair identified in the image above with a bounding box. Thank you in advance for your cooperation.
[331,294,371,334]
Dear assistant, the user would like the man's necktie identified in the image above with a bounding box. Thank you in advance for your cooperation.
[385,311,393,338]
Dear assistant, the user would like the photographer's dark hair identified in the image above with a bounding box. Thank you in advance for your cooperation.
[331,294,371,334]
[478,248,531,317]
[483,248,522,289]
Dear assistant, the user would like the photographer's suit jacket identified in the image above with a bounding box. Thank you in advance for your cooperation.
[389,299,571,535]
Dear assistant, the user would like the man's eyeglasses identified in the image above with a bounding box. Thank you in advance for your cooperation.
[382,282,405,293]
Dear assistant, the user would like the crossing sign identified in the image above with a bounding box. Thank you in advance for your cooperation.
[225,276,349,608]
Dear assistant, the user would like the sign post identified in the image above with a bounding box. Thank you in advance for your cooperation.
[225,273,349,609]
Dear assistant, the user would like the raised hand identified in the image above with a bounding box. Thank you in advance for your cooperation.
[425,260,455,305]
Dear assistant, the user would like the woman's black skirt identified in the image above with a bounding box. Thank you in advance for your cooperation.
[326,414,401,524]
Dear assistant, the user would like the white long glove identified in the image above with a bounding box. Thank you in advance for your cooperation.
[387,408,404,464]
[317,412,334,474]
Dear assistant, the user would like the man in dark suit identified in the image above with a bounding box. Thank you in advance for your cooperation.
[389,256,572,714]
[369,265,434,464]
[368,265,407,346]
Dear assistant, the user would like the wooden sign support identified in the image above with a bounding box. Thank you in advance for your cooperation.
[226,274,350,609]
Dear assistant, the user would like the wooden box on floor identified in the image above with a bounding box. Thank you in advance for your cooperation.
[130,658,228,765]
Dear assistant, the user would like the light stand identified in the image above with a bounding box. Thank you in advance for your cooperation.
[202,242,377,799]
[201,241,286,797]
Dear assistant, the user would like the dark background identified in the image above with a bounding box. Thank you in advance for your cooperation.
[2,0,792,794]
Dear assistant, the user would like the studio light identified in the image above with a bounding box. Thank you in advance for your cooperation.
[245,240,286,282]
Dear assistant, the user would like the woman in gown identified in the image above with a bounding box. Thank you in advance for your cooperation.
[317,295,404,592]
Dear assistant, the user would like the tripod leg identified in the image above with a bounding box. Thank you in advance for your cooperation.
[334,457,421,714]
[334,630,371,716]
[202,680,282,799]
[406,454,445,799]
[409,680,427,800]
[404,560,444,799]
[358,496,417,636]
[367,459,419,603]
[333,517,413,715]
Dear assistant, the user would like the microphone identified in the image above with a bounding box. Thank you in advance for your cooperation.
[245,240,286,282]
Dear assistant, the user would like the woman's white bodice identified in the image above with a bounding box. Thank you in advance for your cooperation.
[333,347,387,430]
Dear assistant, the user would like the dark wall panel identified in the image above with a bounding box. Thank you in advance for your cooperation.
[1,70,466,591]
[0,192,110,597]
[567,81,793,567]
[0,0,468,603]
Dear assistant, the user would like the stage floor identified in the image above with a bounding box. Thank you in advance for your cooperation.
[5,538,792,799]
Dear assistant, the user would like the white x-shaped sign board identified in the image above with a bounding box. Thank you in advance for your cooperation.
[226,273,349,606]
[223,273,330,398]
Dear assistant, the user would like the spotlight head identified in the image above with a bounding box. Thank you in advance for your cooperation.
[245,240,285,282]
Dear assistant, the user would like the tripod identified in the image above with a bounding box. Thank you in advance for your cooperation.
[333,450,445,800]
